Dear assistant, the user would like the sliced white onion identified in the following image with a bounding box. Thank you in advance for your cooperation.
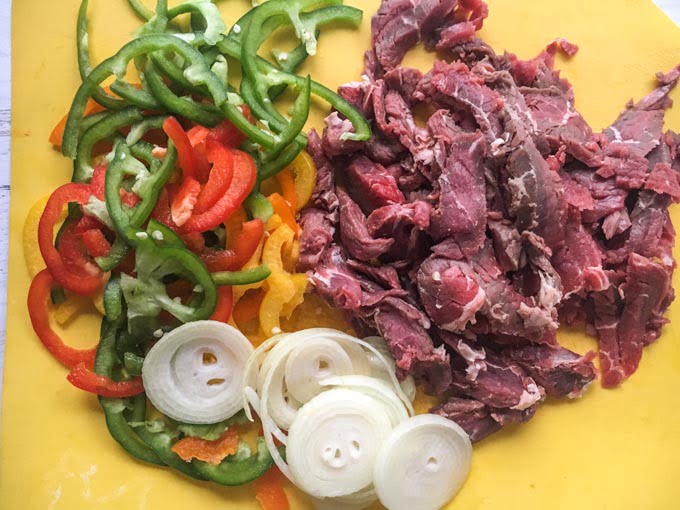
[143,321,253,424]
[312,485,378,510]
[319,375,409,427]
[249,328,402,429]
[285,338,355,403]
[287,388,394,498]
[242,333,285,421]
[373,414,472,510]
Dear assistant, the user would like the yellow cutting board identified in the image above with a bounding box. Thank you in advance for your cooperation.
[2,1,680,509]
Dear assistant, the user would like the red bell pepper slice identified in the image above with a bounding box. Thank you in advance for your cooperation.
[180,146,257,234]
[81,229,112,258]
[210,286,234,323]
[58,222,102,277]
[200,219,264,272]
[27,269,98,368]
[67,362,145,398]
[171,176,201,227]
[39,183,104,295]
[193,143,235,215]
[254,467,290,510]
[90,164,139,207]
[163,116,209,180]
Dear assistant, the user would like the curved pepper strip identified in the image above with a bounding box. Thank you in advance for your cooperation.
[38,183,103,295]
[171,427,239,465]
[213,266,272,287]
[50,100,106,148]
[77,0,127,111]
[62,34,273,159]
[287,150,316,210]
[280,273,308,319]
[233,2,369,140]
[95,317,164,466]
[254,467,290,510]
[163,116,209,180]
[74,107,145,182]
[110,80,161,111]
[67,362,144,398]
[134,424,207,480]
[192,439,277,486]
[259,223,296,337]
[194,140,236,214]
[23,194,54,277]
[127,0,154,20]
[245,192,274,223]
[259,140,307,181]
[275,169,297,212]
[259,273,296,338]
[200,219,264,272]
[144,60,224,127]
[121,235,218,324]
[268,193,300,238]
[27,269,98,368]
[180,147,257,234]
[210,286,234,323]
[170,176,201,227]
[57,222,101,277]
[262,224,295,274]
[99,140,178,271]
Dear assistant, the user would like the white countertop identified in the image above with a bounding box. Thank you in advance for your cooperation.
[0,1,678,398]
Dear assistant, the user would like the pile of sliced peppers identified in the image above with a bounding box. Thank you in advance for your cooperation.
[26,0,368,500]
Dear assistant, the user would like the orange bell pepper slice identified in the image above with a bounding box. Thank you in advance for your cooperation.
[268,193,301,238]
[171,427,239,465]
[255,467,289,510]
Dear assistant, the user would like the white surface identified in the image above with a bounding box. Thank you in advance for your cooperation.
[0,0,11,404]
[0,2,678,394]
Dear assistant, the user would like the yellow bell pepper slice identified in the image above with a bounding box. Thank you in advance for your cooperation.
[262,224,295,275]
[232,236,266,304]
[22,194,55,277]
[259,273,296,338]
[280,273,309,320]
[286,151,317,210]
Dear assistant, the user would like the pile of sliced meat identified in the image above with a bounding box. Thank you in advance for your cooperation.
[297,0,680,441]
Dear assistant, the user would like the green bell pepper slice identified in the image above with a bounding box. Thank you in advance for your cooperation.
[192,439,277,486]
[95,317,163,466]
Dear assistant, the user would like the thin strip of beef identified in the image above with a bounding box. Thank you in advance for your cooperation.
[605,191,673,266]
[373,304,453,395]
[414,60,505,139]
[322,111,364,157]
[366,201,432,262]
[487,217,523,272]
[417,257,486,332]
[603,65,680,159]
[337,188,394,261]
[429,129,488,256]
[503,344,597,398]
[306,129,339,215]
[346,155,405,212]
[435,0,489,51]
[616,254,673,376]
[447,343,544,410]
[297,209,336,273]
[503,139,566,248]
[433,397,537,442]
[371,0,459,73]
[552,211,609,296]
